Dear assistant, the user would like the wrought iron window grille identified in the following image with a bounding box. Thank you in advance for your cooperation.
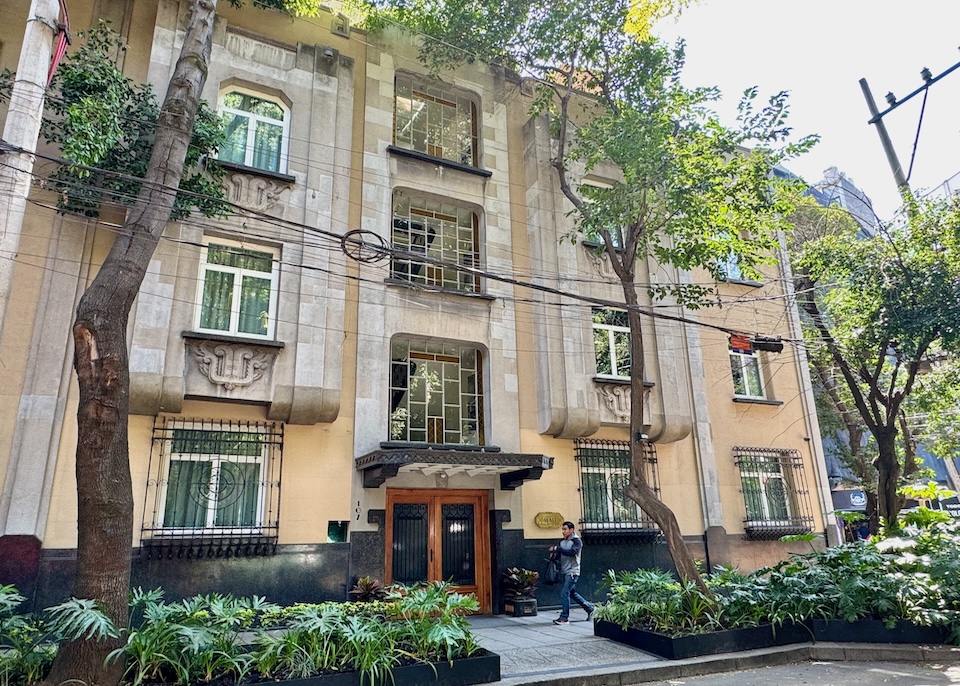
[734,446,814,541]
[575,439,660,538]
[142,417,283,558]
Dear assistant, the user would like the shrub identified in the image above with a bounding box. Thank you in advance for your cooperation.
[594,519,960,642]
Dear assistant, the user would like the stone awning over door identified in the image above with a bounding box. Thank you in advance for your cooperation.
[355,444,553,490]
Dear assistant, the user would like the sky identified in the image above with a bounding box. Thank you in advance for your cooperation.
[654,1,960,222]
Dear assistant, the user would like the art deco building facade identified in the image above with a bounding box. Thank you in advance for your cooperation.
[0,0,836,612]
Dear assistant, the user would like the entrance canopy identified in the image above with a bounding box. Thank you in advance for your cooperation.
[356,443,553,490]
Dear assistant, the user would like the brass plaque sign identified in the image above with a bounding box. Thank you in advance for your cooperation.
[535,512,564,529]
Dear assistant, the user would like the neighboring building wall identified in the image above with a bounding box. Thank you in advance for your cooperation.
[0,0,830,612]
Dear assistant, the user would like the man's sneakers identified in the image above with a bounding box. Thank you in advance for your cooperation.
[586,607,595,621]
[553,618,569,625]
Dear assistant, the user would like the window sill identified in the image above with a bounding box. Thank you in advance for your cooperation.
[743,522,814,541]
[581,239,624,253]
[379,441,502,453]
[183,330,286,349]
[140,533,278,559]
[579,527,660,543]
[384,277,496,301]
[215,160,296,184]
[593,377,655,387]
[732,396,783,406]
[718,277,764,288]
[387,145,493,178]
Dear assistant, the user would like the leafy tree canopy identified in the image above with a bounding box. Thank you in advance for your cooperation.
[791,195,960,524]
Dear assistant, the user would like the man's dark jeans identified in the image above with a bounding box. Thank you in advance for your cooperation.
[558,573,594,621]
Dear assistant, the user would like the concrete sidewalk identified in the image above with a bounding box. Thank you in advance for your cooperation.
[467,612,960,686]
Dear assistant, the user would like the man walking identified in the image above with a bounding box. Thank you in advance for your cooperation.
[549,521,595,625]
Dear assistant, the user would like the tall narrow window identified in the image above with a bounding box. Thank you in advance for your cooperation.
[394,73,478,166]
[575,439,658,532]
[218,89,289,173]
[730,349,764,399]
[593,308,631,379]
[734,447,813,539]
[195,239,279,339]
[389,338,484,446]
[391,192,480,293]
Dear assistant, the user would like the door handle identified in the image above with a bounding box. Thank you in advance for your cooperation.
[430,549,434,562]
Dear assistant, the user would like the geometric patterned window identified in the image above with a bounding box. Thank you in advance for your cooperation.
[391,192,480,293]
[142,418,283,557]
[389,338,484,446]
[575,439,658,533]
[394,73,478,166]
[734,446,814,540]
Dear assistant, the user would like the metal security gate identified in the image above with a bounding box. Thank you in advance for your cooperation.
[385,489,490,613]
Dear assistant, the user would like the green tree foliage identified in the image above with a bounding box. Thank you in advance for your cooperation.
[792,196,960,529]
[33,22,227,220]
[366,0,814,592]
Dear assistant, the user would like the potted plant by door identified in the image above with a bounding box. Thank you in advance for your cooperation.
[502,567,540,617]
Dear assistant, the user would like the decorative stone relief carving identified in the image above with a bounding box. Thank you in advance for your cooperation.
[188,339,279,392]
[583,246,617,278]
[595,382,653,428]
[225,173,289,213]
[596,384,631,422]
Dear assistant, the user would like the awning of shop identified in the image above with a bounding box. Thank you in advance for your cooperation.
[355,443,553,490]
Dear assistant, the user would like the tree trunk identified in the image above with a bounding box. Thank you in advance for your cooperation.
[623,289,709,596]
[874,426,901,529]
[42,3,216,685]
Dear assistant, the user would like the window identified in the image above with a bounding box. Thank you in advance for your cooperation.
[730,349,764,399]
[579,181,622,249]
[218,89,289,173]
[389,339,484,446]
[394,73,478,166]
[391,192,480,293]
[593,308,631,378]
[575,439,658,532]
[734,447,813,539]
[144,418,283,544]
[718,250,744,281]
[195,239,279,339]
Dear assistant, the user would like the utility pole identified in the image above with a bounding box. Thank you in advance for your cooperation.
[859,78,910,198]
[860,56,960,201]
[0,0,59,342]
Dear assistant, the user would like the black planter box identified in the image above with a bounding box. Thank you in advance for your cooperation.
[271,650,500,686]
[809,619,948,644]
[503,597,537,617]
[594,619,811,660]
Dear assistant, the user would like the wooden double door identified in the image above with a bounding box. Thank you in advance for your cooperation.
[385,489,490,613]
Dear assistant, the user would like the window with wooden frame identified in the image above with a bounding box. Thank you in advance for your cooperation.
[394,73,479,166]
[391,192,480,293]
[389,338,484,446]
[593,308,631,379]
